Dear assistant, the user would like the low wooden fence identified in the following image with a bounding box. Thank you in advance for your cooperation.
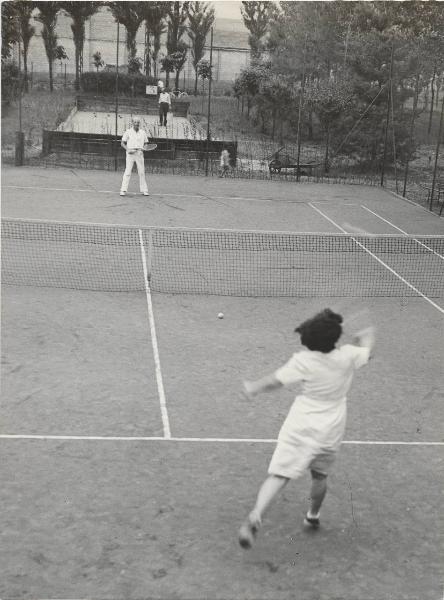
[41,130,237,165]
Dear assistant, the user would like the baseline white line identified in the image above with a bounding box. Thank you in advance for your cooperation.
[308,202,444,315]
[138,229,171,438]
[0,434,442,446]
[361,205,444,260]
[2,185,290,204]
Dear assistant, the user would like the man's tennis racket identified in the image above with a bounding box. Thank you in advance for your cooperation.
[127,144,157,154]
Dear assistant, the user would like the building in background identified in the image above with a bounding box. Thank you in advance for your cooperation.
[17,6,250,88]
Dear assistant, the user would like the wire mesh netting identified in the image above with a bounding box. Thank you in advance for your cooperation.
[2,218,444,298]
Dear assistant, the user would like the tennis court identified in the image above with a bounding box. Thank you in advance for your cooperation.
[1,165,443,600]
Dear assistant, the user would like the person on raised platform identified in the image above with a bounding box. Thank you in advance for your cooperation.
[159,88,171,126]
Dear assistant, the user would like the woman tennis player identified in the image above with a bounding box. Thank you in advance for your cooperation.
[239,308,375,549]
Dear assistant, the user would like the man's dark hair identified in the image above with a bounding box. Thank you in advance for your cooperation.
[295,309,343,353]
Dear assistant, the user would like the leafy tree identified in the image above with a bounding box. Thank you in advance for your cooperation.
[187,1,215,93]
[234,64,264,117]
[171,40,188,90]
[255,68,295,139]
[143,1,169,78]
[197,57,211,81]
[241,1,278,60]
[55,44,68,71]
[92,50,104,95]
[92,50,104,72]
[160,55,175,87]
[197,57,211,109]
[1,61,20,105]
[306,77,354,171]
[62,2,99,92]
[14,1,35,92]
[165,1,189,87]
[34,1,60,92]
[108,1,145,62]
[265,1,431,169]
[128,56,143,74]
[1,1,19,59]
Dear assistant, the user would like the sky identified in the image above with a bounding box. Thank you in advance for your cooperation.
[211,1,243,21]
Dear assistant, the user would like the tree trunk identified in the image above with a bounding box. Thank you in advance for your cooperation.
[324,125,330,173]
[49,58,53,92]
[307,108,313,140]
[166,71,170,87]
[175,69,180,91]
[428,65,436,135]
[75,43,80,91]
[23,49,29,93]
[145,28,150,76]
[272,109,276,140]
[194,72,198,94]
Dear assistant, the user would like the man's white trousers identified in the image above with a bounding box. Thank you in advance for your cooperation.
[120,150,148,193]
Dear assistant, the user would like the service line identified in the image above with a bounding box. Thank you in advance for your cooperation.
[308,202,444,315]
[361,205,444,260]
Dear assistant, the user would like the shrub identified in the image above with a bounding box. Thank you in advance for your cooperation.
[80,71,157,96]
[1,60,19,106]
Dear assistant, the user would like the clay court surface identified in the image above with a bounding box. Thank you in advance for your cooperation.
[58,110,203,140]
[1,165,443,600]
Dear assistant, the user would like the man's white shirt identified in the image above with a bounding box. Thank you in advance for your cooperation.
[122,128,148,151]
[159,92,171,105]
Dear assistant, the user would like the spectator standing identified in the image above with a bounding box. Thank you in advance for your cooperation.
[159,89,171,126]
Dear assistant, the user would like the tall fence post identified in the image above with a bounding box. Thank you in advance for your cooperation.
[205,27,214,177]
[429,94,444,211]
[114,21,120,172]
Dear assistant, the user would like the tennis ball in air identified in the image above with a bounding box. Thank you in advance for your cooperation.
[218,312,224,319]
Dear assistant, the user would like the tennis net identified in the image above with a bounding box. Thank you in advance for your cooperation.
[2,218,444,298]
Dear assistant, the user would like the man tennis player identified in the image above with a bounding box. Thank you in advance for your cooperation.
[120,117,150,196]
[238,308,375,549]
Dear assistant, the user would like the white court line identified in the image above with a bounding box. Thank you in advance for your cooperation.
[138,229,171,438]
[387,189,442,217]
[3,184,293,204]
[311,201,357,206]
[0,434,442,446]
[308,202,444,315]
[361,205,444,260]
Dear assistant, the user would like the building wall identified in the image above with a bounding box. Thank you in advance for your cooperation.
[19,6,250,84]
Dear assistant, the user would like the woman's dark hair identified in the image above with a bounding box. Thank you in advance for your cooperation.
[295,309,343,353]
